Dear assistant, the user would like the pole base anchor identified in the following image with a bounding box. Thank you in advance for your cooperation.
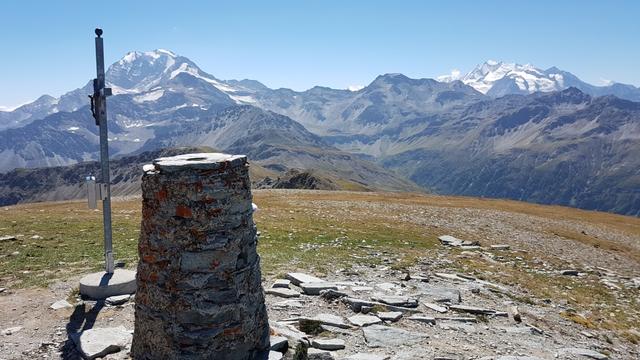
[79,269,136,300]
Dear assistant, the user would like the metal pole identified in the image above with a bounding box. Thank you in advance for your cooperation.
[94,28,114,274]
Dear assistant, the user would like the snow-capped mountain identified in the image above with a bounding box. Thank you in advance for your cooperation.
[439,60,640,101]
[107,49,257,103]
[1,50,640,215]
[0,49,262,131]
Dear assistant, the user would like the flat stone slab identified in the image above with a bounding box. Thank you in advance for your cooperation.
[348,314,382,327]
[286,272,325,286]
[377,311,402,322]
[408,315,436,324]
[439,235,463,246]
[557,348,608,360]
[449,304,497,315]
[301,282,338,295]
[490,244,511,250]
[70,326,132,360]
[272,279,291,289]
[371,295,418,308]
[313,313,350,328]
[272,300,305,308]
[424,302,448,313]
[265,288,300,298]
[0,235,17,242]
[269,351,284,360]
[363,325,428,348]
[2,326,22,335]
[345,353,390,360]
[308,348,335,359]
[270,322,309,345]
[79,269,136,300]
[420,287,462,303]
[50,299,73,310]
[311,338,345,350]
[105,294,131,306]
[351,286,374,292]
[152,153,246,172]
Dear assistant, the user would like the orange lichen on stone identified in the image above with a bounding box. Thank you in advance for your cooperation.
[175,205,192,218]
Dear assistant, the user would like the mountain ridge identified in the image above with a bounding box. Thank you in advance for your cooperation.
[0,50,638,215]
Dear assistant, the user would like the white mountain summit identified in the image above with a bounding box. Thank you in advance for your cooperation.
[438,60,568,96]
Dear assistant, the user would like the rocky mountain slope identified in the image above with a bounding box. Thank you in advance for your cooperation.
[0,145,417,206]
[0,50,638,215]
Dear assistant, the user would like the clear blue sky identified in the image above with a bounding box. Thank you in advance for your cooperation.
[1,0,639,108]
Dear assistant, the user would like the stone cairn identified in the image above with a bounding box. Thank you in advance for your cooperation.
[131,153,270,360]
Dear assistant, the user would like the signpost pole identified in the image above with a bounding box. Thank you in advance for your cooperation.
[79,28,136,299]
[92,28,114,274]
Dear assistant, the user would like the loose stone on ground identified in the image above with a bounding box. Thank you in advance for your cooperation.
[70,326,132,360]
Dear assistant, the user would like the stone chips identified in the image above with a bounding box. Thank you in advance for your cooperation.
[131,153,269,360]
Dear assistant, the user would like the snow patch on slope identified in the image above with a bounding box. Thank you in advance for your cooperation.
[134,89,164,103]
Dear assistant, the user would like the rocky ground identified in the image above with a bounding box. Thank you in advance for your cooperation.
[1,190,639,359]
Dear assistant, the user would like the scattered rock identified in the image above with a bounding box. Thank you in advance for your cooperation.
[348,314,382,327]
[439,235,464,247]
[0,235,17,242]
[345,354,390,360]
[270,321,309,345]
[421,287,462,303]
[320,289,348,300]
[434,273,471,282]
[343,297,419,313]
[105,294,131,306]
[50,299,73,310]
[490,244,511,250]
[270,336,288,352]
[351,286,374,292]
[286,272,325,286]
[511,305,522,323]
[269,351,283,360]
[272,279,291,289]
[435,316,477,323]
[424,302,448,313]
[371,295,418,308]
[408,315,436,324]
[376,311,402,322]
[557,347,609,360]
[311,338,345,350]
[70,326,132,360]
[362,325,428,347]
[272,300,305,309]
[560,269,580,276]
[449,304,497,315]
[2,326,22,335]
[300,282,338,295]
[580,331,595,338]
[0,287,6,293]
[308,348,335,359]
[313,313,350,329]
[265,288,301,298]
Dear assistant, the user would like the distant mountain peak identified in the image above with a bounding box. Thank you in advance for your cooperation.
[439,60,640,100]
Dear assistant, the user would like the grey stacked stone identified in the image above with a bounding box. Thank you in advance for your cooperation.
[131,153,270,360]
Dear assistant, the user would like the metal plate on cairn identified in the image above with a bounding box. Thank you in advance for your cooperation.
[132,152,270,359]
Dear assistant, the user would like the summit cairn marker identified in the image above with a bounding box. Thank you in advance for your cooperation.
[131,153,270,359]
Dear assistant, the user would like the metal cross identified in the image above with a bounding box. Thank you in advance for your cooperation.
[87,28,115,273]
